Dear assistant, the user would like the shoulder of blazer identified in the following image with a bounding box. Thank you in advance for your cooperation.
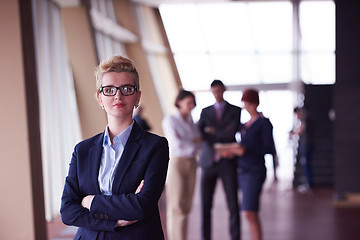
[202,105,215,112]
[74,132,104,151]
[259,116,273,129]
[131,121,168,147]
[225,102,241,111]
[200,105,215,116]
[249,117,273,132]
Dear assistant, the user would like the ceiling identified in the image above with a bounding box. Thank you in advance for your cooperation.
[131,0,234,7]
[54,0,289,8]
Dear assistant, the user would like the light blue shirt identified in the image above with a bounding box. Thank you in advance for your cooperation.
[98,122,134,195]
[214,101,226,115]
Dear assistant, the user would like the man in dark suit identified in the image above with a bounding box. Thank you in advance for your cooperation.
[197,80,241,240]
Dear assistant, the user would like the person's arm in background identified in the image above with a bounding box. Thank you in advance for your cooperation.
[197,109,216,144]
[162,116,183,151]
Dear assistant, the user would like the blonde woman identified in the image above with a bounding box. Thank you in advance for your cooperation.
[60,56,169,239]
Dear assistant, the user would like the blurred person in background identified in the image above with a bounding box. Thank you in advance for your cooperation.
[133,105,151,131]
[162,89,202,240]
[197,80,241,240]
[225,89,274,240]
[290,107,315,192]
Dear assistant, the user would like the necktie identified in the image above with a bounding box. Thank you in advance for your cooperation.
[214,105,222,162]
[216,105,222,121]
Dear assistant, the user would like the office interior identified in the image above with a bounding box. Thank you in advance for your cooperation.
[1,0,360,239]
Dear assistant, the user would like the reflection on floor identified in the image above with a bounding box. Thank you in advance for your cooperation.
[47,171,360,240]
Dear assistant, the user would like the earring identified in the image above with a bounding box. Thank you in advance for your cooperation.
[135,104,139,109]
[101,105,104,109]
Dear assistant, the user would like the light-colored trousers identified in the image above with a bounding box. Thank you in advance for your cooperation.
[166,156,197,240]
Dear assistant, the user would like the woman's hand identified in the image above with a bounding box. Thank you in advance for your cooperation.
[135,180,144,194]
[231,145,246,156]
[81,195,94,210]
[220,145,246,157]
[116,219,138,227]
[220,150,235,158]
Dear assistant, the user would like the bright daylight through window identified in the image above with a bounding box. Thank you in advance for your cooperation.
[159,0,335,180]
[160,1,334,90]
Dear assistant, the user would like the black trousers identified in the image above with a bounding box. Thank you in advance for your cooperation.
[200,158,240,240]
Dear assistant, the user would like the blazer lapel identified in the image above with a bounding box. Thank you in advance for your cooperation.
[221,102,230,121]
[210,105,218,123]
[88,133,103,194]
[112,123,141,194]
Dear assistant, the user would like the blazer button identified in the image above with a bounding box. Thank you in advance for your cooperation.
[99,213,104,219]
[94,213,99,218]
[104,214,109,219]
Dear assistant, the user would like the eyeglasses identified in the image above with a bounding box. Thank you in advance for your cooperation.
[100,85,138,96]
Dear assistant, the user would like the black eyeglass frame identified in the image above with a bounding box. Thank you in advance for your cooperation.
[99,85,139,96]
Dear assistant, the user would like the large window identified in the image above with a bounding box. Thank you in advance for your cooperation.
[300,1,335,84]
[160,1,335,89]
[159,0,335,179]
[161,2,293,89]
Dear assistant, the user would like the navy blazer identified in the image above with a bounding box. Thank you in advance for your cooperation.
[238,116,274,173]
[60,122,169,240]
[197,102,241,168]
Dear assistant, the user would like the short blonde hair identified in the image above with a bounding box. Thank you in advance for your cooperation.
[95,56,140,93]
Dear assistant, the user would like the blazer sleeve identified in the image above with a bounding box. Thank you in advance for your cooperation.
[60,144,118,231]
[89,137,169,221]
[197,108,216,144]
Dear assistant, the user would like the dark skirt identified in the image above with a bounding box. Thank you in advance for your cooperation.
[237,166,266,211]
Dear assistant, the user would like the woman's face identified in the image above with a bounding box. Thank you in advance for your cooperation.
[243,101,257,113]
[97,72,141,120]
[178,96,195,115]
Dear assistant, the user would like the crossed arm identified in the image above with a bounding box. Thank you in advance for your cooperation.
[81,180,144,227]
[60,137,169,231]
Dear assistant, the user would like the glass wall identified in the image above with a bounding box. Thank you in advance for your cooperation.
[160,1,335,88]
[159,0,335,179]
[300,1,335,84]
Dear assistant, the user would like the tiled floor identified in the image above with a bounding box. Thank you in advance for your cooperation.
[47,171,360,240]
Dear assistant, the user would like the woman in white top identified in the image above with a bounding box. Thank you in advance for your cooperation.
[162,90,201,240]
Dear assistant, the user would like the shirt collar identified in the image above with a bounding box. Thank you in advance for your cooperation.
[214,101,226,110]
[175,110,192,122]
[103,121,134,147]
